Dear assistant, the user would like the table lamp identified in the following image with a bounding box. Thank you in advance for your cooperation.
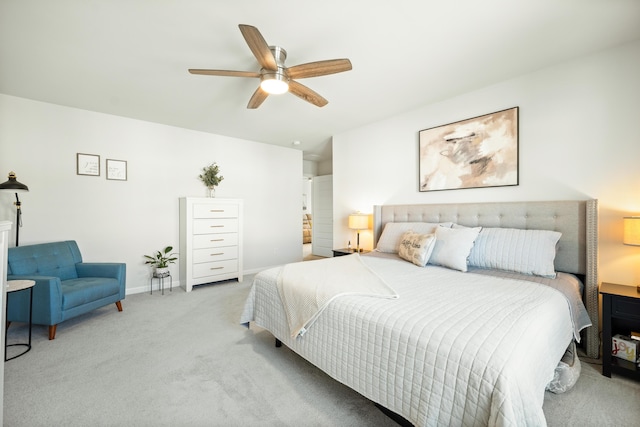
[348,213,368,253]
[0,171,29,246]
[623,216,640,292]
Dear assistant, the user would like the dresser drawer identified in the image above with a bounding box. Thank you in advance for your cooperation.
[193,218,238,234]
[193,246,238,263]
[613,297,640,321]
[193,203,239,219]
[192,259,238,279]
[192,233,238,249]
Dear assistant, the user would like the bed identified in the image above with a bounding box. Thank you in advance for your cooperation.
[240,200,599,426]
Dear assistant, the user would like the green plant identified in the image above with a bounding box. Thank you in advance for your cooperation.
[143,246,177,268]
[199,162,224,188]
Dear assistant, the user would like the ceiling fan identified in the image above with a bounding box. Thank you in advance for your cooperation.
[188,24,352,109]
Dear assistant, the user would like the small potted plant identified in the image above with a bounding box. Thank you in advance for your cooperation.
[144,246,177,277]
[199,162,224,197]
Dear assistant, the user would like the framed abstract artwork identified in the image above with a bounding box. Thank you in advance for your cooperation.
[419,107,519,192]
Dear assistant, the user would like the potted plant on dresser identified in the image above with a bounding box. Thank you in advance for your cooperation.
[144,246,177,277]
[199,162,224,198]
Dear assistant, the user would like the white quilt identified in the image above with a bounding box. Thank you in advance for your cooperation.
[240,253,577,426]
[277,253,398,337]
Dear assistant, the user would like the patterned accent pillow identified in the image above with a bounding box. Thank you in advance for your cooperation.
[376,222,452,253]
[398,231,436,267]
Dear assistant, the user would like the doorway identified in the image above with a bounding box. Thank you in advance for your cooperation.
[311,175,333,257]
[302,176,316,260]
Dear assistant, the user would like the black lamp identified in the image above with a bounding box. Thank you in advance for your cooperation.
[0,171,29,246]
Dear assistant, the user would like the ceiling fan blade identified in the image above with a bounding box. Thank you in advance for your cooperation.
[288,80,328,107]
[188,69,260,78]
[287,59,352,79]
[238,24,277,71]
[247,87,269,109]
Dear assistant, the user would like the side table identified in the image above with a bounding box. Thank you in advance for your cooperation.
[332,248,371,257]
[150,272,172,295]
[5,280,35,361]
[600,282,640,381]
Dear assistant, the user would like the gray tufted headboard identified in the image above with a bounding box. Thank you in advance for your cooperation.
[373,199,599,358]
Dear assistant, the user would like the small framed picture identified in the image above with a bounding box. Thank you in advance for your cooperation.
[77,153,100,176]
[106,159,127,181]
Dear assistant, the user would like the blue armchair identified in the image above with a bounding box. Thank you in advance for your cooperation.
[6,240,126,340]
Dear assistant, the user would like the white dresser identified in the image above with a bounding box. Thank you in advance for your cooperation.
[179,198,243,292]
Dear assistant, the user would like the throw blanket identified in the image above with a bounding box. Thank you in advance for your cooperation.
[277,253,398,337]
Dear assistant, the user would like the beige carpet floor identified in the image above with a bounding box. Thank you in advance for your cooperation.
[303,243,325,261]
[3,275,640,426]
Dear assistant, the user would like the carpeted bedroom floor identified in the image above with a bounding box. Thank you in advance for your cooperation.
[303,243,325,261]
[3,275,640,426]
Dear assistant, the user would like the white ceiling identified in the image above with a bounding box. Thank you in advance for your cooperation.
[1,1,639,161]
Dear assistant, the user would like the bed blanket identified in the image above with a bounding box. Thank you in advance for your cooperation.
[277,253,398,337]
[468,267,591,341]
[241,253,579,426]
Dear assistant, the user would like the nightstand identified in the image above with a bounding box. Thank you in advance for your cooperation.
[333,248,371,257]
[600,282,640,380]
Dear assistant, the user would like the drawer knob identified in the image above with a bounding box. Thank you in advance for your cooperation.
[210,209,225,212]
[210,225,224,228]
[211,239,224,242]
[210,267,224,270]
[210,253,224,256]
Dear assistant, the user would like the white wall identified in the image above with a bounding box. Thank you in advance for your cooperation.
[333,39,640,286]
[318,158,333,176]
[0,95,302,293]
[302,160,318,177]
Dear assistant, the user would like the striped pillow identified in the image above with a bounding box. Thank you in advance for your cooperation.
[467,227,561,278]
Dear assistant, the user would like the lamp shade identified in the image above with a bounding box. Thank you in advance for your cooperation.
[0,171,29,192]
[348,213,369,230]
[623,216,640,246]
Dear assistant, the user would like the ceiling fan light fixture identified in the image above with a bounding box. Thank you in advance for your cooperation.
[260,72,289,94]
[188,25,352,108]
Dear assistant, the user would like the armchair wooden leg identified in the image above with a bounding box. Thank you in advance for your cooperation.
[115,301,123,312]
[49,325,57,340]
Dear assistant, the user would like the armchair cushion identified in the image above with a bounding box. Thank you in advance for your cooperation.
[7,240,126,339]
[61,277,121,310]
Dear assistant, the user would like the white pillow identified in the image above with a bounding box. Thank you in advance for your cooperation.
[376,222,452,253]
[398,231,436,267]
[428,226,481,272]
[467,227,562,278]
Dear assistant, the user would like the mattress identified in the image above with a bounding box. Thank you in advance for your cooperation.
[240,252,585,426]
